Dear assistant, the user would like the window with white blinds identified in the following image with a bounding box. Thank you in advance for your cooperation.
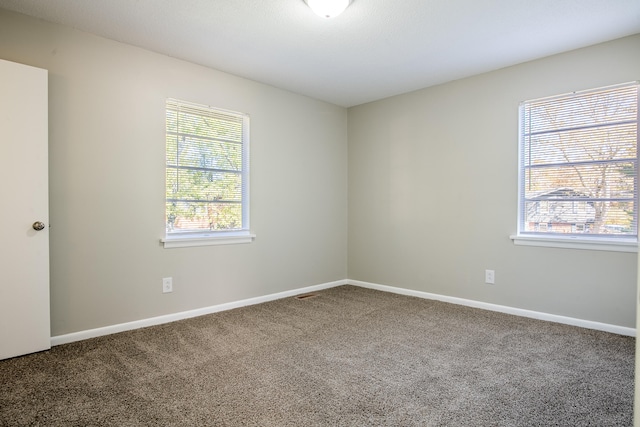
[517,82,639,242]
[164,99,251,245]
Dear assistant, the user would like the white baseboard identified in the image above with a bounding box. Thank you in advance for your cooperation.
[348,279,636,337]
[51,279,348,346]
[51,277,634,346]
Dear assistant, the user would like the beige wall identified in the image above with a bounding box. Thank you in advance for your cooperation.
[348,34,640,328]
[0,9,348,336]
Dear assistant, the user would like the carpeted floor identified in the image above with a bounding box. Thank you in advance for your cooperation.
[0,285,634,426]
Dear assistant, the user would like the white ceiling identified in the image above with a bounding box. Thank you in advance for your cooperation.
[1,0,639,107]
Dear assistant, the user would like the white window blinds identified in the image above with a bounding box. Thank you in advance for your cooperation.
[166,99,250,236]
[518,82,639,239]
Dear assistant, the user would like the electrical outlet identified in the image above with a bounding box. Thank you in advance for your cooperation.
[485,270,495,285]
[162,277,173,293]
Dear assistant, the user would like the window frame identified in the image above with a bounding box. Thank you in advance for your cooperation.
[161,99,254,249]
[512,82,639,252]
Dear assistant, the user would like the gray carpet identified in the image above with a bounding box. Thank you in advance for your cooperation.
[0,285,634,426]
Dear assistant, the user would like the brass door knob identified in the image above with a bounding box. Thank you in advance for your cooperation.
[32,221,45,231]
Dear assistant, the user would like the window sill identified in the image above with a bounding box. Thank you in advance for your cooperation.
[510,234,637,253]
[161,232,255,249]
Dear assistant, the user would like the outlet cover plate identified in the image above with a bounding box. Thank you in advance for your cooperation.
[162,277,173,293]
[485,270,495,284]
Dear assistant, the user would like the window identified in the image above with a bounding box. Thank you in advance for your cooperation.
[162,99,253,248]
[515,82,639,250]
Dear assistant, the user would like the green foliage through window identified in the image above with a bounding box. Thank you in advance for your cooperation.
[166,99,249,234]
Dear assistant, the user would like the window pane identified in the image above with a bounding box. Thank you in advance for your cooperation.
[524,162,636,199]
[165,99,249,236]
[523,200,635,235]
[168,109,243,143]
[525,123,636,166]
[166,201,242,232]
[525,85,637,133]
[167,168,242,202]
[519,82,638,239]
[175,137,242,171]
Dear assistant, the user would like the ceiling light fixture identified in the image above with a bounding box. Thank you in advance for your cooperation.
[304,0,352,18]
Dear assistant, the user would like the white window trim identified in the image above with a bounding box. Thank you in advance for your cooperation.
[514,82,639,251]
[510,234,637,253]
[162,99,254,248]
[161,231,256,249]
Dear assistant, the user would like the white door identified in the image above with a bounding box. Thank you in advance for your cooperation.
[0,59,50,360]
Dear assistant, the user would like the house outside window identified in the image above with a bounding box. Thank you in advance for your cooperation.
[515,82,639,250]
[162,99,253,248]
